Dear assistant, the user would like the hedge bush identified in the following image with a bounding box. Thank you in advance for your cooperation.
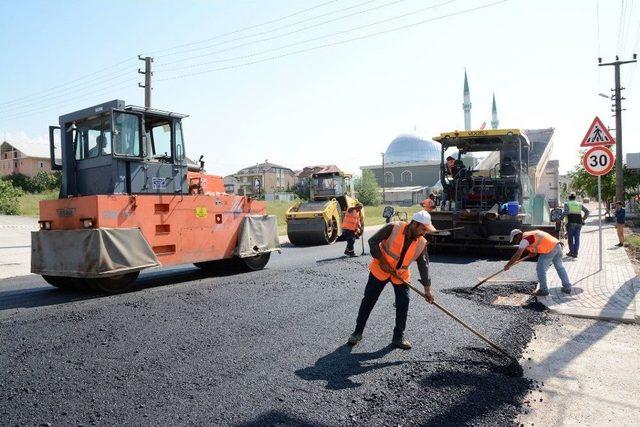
[0,179,24,215]
[2,171,61,193]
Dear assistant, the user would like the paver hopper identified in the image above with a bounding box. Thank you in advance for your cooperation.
[429,129,560,251]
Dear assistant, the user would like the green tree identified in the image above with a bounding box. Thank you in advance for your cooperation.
[569,148,639,213]
[0,179,23,215]
[354,169,382,206]
[293,178,311,200]
[31,171,60,192]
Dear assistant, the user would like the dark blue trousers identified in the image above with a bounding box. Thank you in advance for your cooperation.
[354,273,410,340]
[567,223,582,255]
[344,230,356,252]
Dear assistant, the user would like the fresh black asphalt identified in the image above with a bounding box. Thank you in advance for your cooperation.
[0,231,550,426]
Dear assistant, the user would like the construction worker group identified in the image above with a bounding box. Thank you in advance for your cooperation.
[345,209,575,349]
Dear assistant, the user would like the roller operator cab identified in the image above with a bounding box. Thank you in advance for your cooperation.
[286,169,364,245]
[33,100,279,293]
[430,129,559,251]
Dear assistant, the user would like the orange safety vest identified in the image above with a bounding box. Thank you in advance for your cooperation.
[342,209,361,232]
[522,230,559,254]
[369,222,427,285]
[422,198,435,211]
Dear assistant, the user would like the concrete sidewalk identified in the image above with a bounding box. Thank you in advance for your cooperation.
[538,211,639,323]
[0,215,37,280]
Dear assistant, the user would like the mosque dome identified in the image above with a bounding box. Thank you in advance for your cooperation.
[384,134,442,164]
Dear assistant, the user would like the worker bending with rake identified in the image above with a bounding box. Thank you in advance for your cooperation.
[348,211,435,350]
[505,229,572,297]
[342,204,363,257]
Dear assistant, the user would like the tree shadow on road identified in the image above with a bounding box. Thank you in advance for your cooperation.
[295,344,402,390]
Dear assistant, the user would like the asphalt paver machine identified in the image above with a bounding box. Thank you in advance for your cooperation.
[286,167,364,245]
[32,100,279,293]
[429,129,559,251]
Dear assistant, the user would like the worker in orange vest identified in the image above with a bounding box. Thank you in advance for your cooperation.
[342,204,363,257]
[422,193,436,211]
[505,229,572,297]
[348,211,436,350]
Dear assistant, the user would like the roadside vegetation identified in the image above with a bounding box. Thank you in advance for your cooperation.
[0,172,60,216]
[626,220,640,268]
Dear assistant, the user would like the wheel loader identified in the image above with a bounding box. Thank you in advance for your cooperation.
[286,167,364,245]
[32,100,279,293]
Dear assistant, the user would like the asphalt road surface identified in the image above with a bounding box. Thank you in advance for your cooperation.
[1,230,545,426]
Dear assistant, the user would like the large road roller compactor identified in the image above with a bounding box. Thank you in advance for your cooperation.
[32,100,279,293]
[285,167,364,245]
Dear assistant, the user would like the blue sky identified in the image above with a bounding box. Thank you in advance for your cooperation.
[1,0,638,175]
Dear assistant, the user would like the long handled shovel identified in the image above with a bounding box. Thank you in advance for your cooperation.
[403,278,523,376]
[470,254,533,291]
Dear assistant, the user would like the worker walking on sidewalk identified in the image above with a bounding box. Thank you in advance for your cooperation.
[505,229,572,296]
[348,211,435,350]
[563,192,590,257]
[342,204,363,257]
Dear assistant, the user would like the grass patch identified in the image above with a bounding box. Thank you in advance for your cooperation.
[265,200,295,236]
[264,200,424,235]
[18,190,58,217]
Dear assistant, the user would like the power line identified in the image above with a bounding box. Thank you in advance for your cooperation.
[156,0,508,83]
[155,0,413,69]
[0,68,137,113]
[156,0,460,75]
[618,0,627,54]
[622,0,635,54]
[148,0,342,56]
[156,0,382,61]
[0,0,343,108]
[0,79,138,123]
[0,57,136,108]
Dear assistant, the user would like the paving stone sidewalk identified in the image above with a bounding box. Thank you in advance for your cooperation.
[539,211,640,323]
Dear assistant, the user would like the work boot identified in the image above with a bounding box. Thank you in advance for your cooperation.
[392,336,412,350]
[347,332,362,345]
[531,288,549,297]
[561,287,571,295]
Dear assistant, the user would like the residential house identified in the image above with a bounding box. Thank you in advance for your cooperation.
[232,161,296,198]
[1,134,60,177]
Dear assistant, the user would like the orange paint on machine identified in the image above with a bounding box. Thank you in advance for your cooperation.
[33,100,279,293]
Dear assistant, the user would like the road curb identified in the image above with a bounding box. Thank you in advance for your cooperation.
[635,280,640,324]
[541,303,637,324]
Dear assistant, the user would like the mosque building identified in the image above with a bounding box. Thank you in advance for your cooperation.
[360,70,495,205]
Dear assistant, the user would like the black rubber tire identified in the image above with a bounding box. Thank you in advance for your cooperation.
[325,217,338,245]
[42,275,86,291]
[85,271,140,294]
[239,252,271,271]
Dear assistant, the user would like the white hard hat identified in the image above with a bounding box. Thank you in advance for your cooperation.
[412,211,437,232]
[510,229,523,243]
[413,210,432,225]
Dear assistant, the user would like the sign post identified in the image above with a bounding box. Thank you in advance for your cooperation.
[582,145,615,271]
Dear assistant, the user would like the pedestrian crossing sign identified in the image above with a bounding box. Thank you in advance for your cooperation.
[580,116,615,147]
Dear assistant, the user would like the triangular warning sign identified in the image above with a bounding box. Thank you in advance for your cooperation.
[580,116,615,147]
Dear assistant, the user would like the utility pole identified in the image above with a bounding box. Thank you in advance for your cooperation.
[138,55,153,109]
[381,152,386,203]
[598,54,637,203]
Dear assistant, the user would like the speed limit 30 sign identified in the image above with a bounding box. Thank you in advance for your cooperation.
[583,146,615,176]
